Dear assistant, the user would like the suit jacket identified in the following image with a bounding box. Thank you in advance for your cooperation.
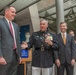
[28,31,58,68]
[54,33,76,64]
[0,18,21,63]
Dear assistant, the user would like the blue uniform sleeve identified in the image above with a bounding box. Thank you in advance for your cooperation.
[50,34,58,50]
[28,32,34,50]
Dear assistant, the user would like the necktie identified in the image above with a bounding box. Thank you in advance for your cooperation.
[62,33,66,45]
[9,22,13,35]
[9,22,17,49]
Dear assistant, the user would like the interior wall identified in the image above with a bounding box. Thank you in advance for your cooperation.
[0,15,3,19]
[15,8,33,34]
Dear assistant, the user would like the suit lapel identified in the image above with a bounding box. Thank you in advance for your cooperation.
[3,18,16,38]
[58,33,64,45]
[59,33,68,45]
[66,34,69,45]
[3,18,13,35]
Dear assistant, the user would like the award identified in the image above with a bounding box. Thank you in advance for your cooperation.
[45,33,53,41]
[44,33,53,46]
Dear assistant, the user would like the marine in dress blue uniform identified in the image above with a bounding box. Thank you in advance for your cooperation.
[21,19,58,75]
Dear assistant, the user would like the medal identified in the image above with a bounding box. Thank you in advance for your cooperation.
[41,45,44,51]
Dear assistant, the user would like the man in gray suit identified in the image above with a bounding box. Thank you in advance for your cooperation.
[54,22,76,75]
[0,6,21,75]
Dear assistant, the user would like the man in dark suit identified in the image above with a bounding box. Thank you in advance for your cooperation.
[0,6,21,75]
[21,19,58,75]
[54,22,76,75]
[69,30,76,75]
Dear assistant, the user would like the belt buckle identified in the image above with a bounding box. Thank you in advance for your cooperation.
[41,45,44,51]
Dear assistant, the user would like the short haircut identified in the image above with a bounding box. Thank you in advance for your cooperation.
[69,30,74,33]
[40,19,48,24]
[60,22,67,26]
[3,6,15,15]
[4,6,15,12]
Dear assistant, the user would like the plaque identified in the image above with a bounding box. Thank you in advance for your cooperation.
[21,49,28,58]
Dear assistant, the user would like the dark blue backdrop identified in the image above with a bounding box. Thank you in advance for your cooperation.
[20,25,30,43]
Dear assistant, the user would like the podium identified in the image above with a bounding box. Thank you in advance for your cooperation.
[18,49,32,75]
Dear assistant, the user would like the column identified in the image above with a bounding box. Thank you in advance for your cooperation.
[29,4,40,32]
[55,0,64,75]
[55,0,64,33]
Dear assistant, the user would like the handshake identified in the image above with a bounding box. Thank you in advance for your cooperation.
[21,41,28,49]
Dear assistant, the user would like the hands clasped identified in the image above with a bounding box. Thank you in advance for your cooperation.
[45,39,53,46]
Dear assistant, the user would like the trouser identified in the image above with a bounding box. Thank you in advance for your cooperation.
[32,66,53,75]
[0,50,18,75]
[57,62,74,75]
[74,62,76,75]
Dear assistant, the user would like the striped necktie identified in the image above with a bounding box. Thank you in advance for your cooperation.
[9,22,17,49]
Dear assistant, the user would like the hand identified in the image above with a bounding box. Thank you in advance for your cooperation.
[45,39,53,46]
[55,59,61,67]
[21,41,28,49]
[0,57,7,65]
[71,59,75,66]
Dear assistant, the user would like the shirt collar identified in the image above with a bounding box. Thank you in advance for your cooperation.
[61,32,67,37]
[40,29,48,33]
[4,17,12,24]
